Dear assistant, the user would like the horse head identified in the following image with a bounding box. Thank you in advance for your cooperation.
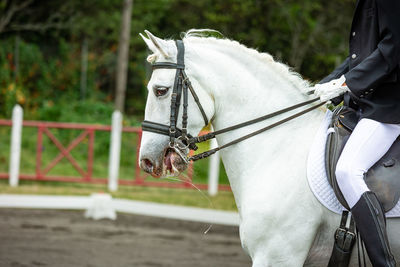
[138,31,215,178]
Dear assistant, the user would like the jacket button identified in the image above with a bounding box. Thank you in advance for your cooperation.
[352,32,356,37]
[351,54,357,59]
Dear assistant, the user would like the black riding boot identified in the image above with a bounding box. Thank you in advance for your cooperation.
[351,191,396,267]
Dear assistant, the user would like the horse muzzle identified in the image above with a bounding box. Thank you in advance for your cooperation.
[139,146,188,178]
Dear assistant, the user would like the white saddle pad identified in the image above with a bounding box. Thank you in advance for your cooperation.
[307,110,400,217]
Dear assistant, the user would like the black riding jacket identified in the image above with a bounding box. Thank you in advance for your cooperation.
[320,0,400,124]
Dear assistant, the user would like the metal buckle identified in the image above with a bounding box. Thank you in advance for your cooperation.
[176,136,190,150]
[169,129,176,135]
[168,141,189,164]
[172,144,189,164]
[335,227,355,240]
[335,228,347,241]
[345,231,355,238]
[169,141,175,149]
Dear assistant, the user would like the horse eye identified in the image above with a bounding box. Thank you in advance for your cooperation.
[154,86,169,97]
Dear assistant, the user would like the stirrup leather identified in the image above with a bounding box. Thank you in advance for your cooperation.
[328,211,356,267]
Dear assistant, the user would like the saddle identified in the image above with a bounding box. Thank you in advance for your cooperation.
[325,106,400,212]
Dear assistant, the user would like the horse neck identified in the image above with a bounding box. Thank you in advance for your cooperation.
[186,40,325,212]
[185,40,311,129]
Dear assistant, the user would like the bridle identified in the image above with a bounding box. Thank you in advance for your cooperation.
[142,40,325,163]
[142,40,209,161]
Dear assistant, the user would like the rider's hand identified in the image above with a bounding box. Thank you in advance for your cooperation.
[314,75,349,102]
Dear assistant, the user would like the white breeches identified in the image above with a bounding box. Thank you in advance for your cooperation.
[335,118,400,208]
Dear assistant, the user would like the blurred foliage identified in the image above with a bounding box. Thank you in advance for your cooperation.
[0,0,355,121]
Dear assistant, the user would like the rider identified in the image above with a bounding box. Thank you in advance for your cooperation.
[313,0,400,266]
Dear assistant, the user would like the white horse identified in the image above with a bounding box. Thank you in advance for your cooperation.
[138,29,400,266]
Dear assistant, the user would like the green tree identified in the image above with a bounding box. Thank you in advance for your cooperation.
[0,0,355,120]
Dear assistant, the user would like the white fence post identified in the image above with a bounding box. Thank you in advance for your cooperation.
[208,138,220,196]
[108,111,122,192]
[9,105,23,187]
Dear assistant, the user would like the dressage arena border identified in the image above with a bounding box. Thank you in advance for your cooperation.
[0,194,239,226]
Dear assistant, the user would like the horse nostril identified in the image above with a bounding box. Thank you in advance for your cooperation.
[141,158,154,173]
[144,159,153,168]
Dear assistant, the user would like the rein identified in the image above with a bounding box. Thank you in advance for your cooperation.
[189,99,324,161]
[142,40,324,162]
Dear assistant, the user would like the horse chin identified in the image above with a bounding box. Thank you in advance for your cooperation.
[162,148,188,177]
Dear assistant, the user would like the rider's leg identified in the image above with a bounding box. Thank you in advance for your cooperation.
[336,118,400,208]
[336,118,400,267]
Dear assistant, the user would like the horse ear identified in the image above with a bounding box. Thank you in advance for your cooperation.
[140,30,169,58]
[140,33,156,52]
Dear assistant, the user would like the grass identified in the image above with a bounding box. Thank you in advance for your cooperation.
[0,179,238,211]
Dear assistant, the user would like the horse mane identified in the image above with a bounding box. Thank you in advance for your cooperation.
[147,29,311,93]
[183,29,311,93]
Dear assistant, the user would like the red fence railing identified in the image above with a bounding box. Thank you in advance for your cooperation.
[0,119,231,191]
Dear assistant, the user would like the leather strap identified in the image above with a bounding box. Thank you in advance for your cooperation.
[152,62,185,69]
[344,216,355,251]
[328,211,357,267]
[142,120,198,150]
[189,97,320,144]
[189,100,324,161]
[182,74,189,138]
[168,41,185,145]
[183,71,209,126]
